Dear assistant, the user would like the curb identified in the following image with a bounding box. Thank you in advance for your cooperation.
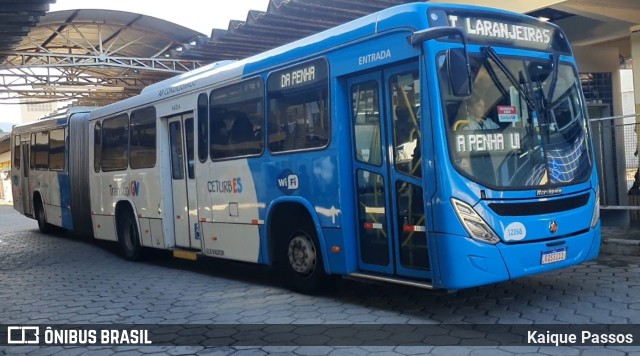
[601,238,640,256]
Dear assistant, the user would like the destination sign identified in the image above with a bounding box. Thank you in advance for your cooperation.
[448,15,551,46]
[268,58,328,92]
[428,9,567,52]
[455,129,521,154]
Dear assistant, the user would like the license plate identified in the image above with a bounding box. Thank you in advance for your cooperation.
[541,247,567,265]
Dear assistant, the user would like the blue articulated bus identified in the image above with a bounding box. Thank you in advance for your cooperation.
[12,2,600,293]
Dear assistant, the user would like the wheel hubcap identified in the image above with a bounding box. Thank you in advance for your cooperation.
[288,234,316,275]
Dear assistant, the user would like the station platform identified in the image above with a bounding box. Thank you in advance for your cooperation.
[601,209,640,256]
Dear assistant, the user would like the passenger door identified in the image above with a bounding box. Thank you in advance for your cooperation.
[348,61,431,280]
[21,141,31,215]
[168,113,200,249]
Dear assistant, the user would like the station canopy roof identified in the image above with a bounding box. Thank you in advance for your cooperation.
[0,6,204,106]
[0,0,56,63]
[175,0,415,61]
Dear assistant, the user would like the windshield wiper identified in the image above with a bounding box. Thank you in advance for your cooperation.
[481,46,536,110]
[482,46,548,163]
[545,53,560,105]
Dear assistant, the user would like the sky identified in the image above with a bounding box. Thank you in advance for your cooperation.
[48,0,270,35]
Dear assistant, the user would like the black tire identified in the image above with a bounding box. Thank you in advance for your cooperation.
[34,199,52,234]
[118,212,142,261]
[279,224,328,294]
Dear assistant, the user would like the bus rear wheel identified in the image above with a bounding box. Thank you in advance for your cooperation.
[35,199,52,234]
[118,213,142,261]
[280,226,328,294]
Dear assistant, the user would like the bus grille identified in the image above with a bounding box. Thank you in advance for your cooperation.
[488,193,590,216]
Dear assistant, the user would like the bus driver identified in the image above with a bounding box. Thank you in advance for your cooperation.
[465,97,499,130]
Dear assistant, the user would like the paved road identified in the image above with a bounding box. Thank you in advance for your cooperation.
[0,205,639,355]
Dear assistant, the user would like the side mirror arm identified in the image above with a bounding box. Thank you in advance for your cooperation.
[409,26,468,47]
[410,27,472,97]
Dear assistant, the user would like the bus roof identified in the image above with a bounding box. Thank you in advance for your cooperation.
[139,60,237,95]
[11,107,95,134]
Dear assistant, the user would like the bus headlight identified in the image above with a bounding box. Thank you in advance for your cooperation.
[590,189,600,228]
[451,198,500,244]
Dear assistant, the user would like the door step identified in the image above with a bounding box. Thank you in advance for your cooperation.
[173,249,198,261]
[347,272,433,289]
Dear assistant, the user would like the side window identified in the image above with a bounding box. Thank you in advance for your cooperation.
[48,128,65,171]
[13,136,20,169]
[94,122,102,173]
[210,78,264,159]
[35,131,49,170]
[268,58,330,152]
[185,118,195,179]
[197,93,209,163]
[30,133,35,169]
[351,80,382,166]
[130,107,156,169]
[169,121,184,180]
[101,114,129,172]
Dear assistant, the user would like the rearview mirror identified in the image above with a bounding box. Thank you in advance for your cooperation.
[410,26,472,97]
[447,48,472,97]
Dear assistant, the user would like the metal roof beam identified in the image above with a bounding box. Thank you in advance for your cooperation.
[1,52,204,73]
[40,10,79,50]
[221,22,319,38]
[250,14,340,30]
[0,73,155,88]
[280,1,376,20]
[0,88,139,94]
[206,32,303,47]
[0,82,145,93]
[101,14,144,52]
[0,91,133,101]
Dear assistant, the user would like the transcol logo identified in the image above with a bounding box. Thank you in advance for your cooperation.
[108,180,140,197]
[129,181,140,196]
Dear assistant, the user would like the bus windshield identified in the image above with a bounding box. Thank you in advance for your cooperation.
[439,50,592,189]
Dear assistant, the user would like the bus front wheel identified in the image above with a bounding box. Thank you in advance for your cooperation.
[118,213,142,261]
[280,225,328,294]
